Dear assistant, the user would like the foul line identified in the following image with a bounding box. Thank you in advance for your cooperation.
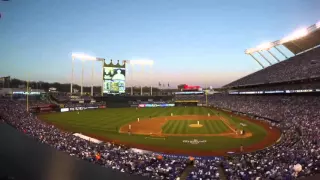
[209,109,219,116]
[220,117,237,133]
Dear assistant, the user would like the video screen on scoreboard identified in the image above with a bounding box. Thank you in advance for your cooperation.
[103,67,126,94]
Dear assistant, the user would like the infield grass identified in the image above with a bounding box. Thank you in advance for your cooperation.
[162,120,230,134]
[39,107,268,153]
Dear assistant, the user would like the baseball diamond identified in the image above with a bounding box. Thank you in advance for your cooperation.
[39,107,281,156]
[2,6,320,180]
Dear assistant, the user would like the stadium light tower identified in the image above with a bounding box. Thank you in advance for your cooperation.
[245,42,276,68]
[96,58,105,96]
[245,21,319,68]
[280,28,308,44]
[127,60,154,96]
[71,53,97,96]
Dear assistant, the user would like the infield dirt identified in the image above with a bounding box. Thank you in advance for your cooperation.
[40,109,281,156]
[118,115,244,137]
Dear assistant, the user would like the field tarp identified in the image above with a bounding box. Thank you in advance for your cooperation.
[73,133,103,144]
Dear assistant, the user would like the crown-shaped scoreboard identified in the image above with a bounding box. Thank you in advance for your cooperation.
[103,59,126,68]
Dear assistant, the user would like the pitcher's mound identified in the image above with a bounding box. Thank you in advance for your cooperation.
[189,124,203,128]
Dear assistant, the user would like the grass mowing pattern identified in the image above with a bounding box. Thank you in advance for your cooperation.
[162,120,229,134]
[39,107,268,152]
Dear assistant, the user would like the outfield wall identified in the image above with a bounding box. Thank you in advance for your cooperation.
[174,100,198,107]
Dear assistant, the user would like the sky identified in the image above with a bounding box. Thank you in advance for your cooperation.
[0,0,319,88]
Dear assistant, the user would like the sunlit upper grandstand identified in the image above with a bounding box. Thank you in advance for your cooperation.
[224,21,320,88]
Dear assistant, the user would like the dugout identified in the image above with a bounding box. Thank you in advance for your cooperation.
[175,100,198,107]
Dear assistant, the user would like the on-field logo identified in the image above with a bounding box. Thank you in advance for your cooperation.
[182,139,207,145]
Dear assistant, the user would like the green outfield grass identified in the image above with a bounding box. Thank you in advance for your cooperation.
[162,120,230,134]
[39,107,268,153]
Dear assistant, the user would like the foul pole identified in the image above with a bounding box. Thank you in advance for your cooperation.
[81,60,84,95]
[150,64,153,96]
[96,58,105,96]
[127,60,154,96]
[91,61,94,96]
[206,91,208,106]
[130,63,134,96]
[141,64,144,96]
[71,57,74,94]
[26,80,29,112]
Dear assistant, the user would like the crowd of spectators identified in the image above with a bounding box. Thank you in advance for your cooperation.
[0,99,187,180]
[174,93,320,179]
[225,80,320,92]
[63,101,105,108]
[208,94,320,179]
[188,159,221,180]
[224,47,320,88]
[50,93,106,109]
[51,93,94,103]
[174,95,204,101]
[1,92,320,179]
[51,93,70,102]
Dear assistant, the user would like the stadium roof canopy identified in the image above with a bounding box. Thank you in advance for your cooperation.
[245,21,320,68]
[282,24,320,54]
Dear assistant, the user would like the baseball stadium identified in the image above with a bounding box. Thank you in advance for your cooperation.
[39,105,280,156]
[2,20,320,180]
[1,2,320,180]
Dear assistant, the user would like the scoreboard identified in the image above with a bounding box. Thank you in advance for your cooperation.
[103,60,126,94]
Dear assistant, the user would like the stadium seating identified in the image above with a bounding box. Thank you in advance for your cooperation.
[225,81,320,91]
[51,93,70,102]
[187,159,220,180]
[174,95,204,101]
[0,99,188,180]
[206,94,320,179]
[224,47,320,88]
[1,93,319,179]
[2,45,320,179]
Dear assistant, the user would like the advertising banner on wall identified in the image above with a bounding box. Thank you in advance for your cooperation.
[60,106,99,112]
[138,104,175,108]
[229,89,317,95]
[61,108,69,112]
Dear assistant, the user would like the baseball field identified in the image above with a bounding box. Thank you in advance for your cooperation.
[39,107,281,156]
